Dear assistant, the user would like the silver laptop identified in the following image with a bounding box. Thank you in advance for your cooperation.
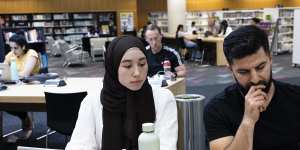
[0,63,11,81]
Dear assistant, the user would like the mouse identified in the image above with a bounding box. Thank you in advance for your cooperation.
[0,85,7,91]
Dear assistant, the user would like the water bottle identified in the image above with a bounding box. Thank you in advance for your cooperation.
[138,123,160,150]
[10,57,19,81]
[163,59,171,80]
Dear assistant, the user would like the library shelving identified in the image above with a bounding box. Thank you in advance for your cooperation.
[0,11,117,43]
[292,9,300,66]
[222,9,264,30]
[186,12,209,33]
[148,12,168,33]
[276,8,294,54]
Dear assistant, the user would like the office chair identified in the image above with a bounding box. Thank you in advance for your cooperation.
[176,37,188,60]
[58,41,90,66]
[44,91,87,148]
[90,38,106,62]
[46,37,61,57]
[195,38,207,65]
[17,146,61,150]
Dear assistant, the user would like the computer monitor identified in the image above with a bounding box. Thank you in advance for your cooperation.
[0,63,11,80]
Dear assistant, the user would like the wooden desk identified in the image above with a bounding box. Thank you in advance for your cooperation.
[185,35,227,66]
[0,77,185,104]
[166,78,186,96]
[195,36,227,66]
[163,33,228,66]
[0,77,185,139]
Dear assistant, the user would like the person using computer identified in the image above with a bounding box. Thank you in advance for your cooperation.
[66,36,178,150]
[4,33,40,142]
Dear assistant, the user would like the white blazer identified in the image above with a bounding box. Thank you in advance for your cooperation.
[65,85,178,150]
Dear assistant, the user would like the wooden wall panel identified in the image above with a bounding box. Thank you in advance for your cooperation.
[187,0,300,11]
[283,0,300,7]
[137,0,167,29]
[0,0,136,13]
[0,0,137,36]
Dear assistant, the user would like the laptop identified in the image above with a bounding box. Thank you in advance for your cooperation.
[0,63,11,81]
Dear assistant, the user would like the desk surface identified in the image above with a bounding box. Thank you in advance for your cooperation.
[0,77,186,104]
[163,33,227,66]
[163,33,224,41]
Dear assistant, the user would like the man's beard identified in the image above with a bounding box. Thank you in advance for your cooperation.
[234,72,273,97]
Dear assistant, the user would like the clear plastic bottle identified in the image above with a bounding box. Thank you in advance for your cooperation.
[10,57,19,81]
[138,123,160,150]
[163,59,171,80]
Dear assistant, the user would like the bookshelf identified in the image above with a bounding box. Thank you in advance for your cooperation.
[222,10,264,30]
[0,12,117,43]
[292,9,300,66]
[98,12,117,36]
[276,8,294,54]
[148,12,168,33]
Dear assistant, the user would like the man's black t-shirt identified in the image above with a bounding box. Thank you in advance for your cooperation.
[204,80,300,150]
[146,45,183,77]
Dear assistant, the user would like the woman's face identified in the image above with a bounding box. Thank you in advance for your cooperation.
[9,42,24,57]
[118,47,148,91]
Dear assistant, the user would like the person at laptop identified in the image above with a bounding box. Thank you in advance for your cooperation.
[3,33,40,142]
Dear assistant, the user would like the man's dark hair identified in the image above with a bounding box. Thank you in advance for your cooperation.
[145,24,161,35]
[252,17,261,24]
[9,34,28,53]
[223,25,269,65]
[191,21,196,27]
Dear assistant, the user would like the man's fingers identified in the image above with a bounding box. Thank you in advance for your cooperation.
[247,88,268,102]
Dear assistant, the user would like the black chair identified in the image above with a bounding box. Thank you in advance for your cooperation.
[104,41,111,51]
[44,91,87,148]
[176,37,188,60]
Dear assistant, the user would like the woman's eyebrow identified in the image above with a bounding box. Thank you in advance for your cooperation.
[121,59,132,63]
[121,57,146,63]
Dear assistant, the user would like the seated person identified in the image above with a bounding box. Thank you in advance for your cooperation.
[86,26,99,37]
[204,25,300,150]
[66,36,178,150]
[144,24,186,77]
[250,17,261,26]
[4,33,41,142]
[206,17,219,37]
[188,21,198,35]
[176,24,201,62]
[218,20,233,37]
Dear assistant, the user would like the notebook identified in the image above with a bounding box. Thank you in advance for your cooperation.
[0,63,11,81]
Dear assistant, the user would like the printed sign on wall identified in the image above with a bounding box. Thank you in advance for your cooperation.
[120,12,134,32]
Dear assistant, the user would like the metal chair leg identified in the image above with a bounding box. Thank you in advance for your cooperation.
[200,49,205,65]
[46,128,51,148]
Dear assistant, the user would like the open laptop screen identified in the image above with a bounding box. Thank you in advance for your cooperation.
[0,63,11,81]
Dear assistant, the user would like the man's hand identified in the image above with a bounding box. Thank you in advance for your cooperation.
[243,85,268,125]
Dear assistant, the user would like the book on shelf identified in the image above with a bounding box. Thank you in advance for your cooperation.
[100,25,110,34]
[73,14,93,19]
[11,15,28,21]
[53,13,69,20]
[33,14,51,20]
